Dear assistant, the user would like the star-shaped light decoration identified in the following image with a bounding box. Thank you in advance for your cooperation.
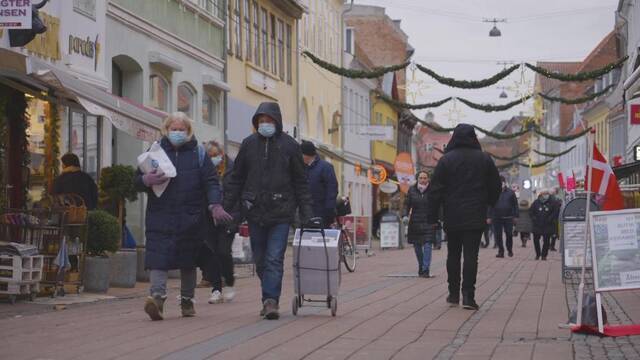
[398,65,430,103]
[446,98,466,126]
[507,65,533,103]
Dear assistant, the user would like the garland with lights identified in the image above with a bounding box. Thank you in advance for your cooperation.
[375,91,452,109]
[303,51,410,79]
[486,149,530,161]
[416,63,521,89]
[44,103,61,194]
[534,127,592,142]
[457,95,533,113]
[533,145,576,158]
[525,56,628,82]
[538,85,614,105]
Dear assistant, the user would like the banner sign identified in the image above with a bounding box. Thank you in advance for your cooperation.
[589,209,640,292]
[0,0,32,29]
[356,126,394,141]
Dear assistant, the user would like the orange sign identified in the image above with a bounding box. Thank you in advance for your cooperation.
[367,165,387,185]
[394,152,415,194]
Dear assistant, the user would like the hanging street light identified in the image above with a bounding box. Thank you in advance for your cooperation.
[483,18,507,37]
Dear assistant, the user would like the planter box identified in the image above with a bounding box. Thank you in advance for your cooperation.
[83,257,111,293]
[136,247,149,282]
[110,249,137,288]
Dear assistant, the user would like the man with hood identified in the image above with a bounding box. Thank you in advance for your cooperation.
[224,102,313,320]
[427,124,501,310]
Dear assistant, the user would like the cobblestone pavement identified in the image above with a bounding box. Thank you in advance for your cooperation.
[1,240,639,359]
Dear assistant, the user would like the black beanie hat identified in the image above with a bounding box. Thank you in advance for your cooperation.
[300,140,316,156]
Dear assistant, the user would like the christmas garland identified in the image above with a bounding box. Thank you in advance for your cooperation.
[6,91,30,205]
[0,96,6,210]
[497,158,555,169]
[473,125,530,140]
[303,51,410,79]
[376,91,452,109]
[457,95,533,113]
[538,85,614,105]
[533,145,576,158]
[534,126,591,142]
[416,63,521,89]
[486,149,530,161]
[44,103,61,194]
[416,119,457,132]
[525,56,628,82]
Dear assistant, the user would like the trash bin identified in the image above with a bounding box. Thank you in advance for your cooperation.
[560,195,599,281]
[380,212,403,249]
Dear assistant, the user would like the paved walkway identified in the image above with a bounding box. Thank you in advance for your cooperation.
[1,241,639,360]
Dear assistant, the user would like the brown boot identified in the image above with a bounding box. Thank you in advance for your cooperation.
[180,297,196,317]
[144,296,166,321]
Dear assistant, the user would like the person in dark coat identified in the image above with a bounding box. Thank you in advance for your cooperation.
[300,140,339,227]
[136,112,231,321]
[199,140,240,305]
[403,170,435,278]
[549,188,562,251]
[52,153,98,210]
[529,190,559,260]
[224,102,313,320]
[489,176,519,258]
[427,124,501,310]
[515,199,533,247]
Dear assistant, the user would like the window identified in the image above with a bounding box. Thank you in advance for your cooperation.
[277,19,285,80]
[234,0,242,58]
[74,0,96,19]
[197,0,222,18]
[244,0,252,62]
[345,28,354,55]
[202,91,220,126]
[261,8,268,70]
[68,111,101,181]
[270,14,277,75]
[178,83,196,118]
[253,1,260,65]
[286,24,292,84]
[149,74,170,111]
[226,0,232,53]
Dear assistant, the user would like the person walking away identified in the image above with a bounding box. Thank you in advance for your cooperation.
[53,153,98,210]
[300,140,339,228]
[136,112,231,321]
[224,102,313,320]
[427,124,501,311]
[482,207,492,248]
[490,176,519,258]
[529,190,558,260]
[203,140,239,304]
[549,188,562,251]
[515,199,533,247]
[403,170,435,278]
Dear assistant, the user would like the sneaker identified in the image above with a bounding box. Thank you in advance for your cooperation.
[420,272,431,278]
[446,295,459,307]
[462,295,479,310]
[180,297,196,317]
[508,251,513,257]
[222,287,235,302]
[208,290,223,304]
[144,296,166,321]
[263,299,279,320]
[496,253,504,258]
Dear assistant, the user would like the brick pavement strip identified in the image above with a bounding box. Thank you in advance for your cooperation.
[3,243,640,359]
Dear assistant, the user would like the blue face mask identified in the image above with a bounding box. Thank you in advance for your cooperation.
[168,131,188,146]
[211,156,222,166]
[258,123,276,138]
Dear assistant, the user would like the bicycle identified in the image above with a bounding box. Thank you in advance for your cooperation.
[334,215,357,273]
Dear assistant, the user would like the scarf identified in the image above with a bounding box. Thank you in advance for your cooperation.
[62,166,81,174]
[417,183,428,193]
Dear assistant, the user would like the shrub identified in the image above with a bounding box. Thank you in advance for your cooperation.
[87,210,120,256]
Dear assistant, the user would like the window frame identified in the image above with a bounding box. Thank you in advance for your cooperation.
[261,8,268,70]
[234,0,243,59]
[149,73,170,112]
[286,23,292,84]
[66,110,102,180]
[277,18,285,80]
[202,90,221,127]
[244,0,252,62]
[177,82,197,119]
[270,14,277,75]
[253,1,260,66]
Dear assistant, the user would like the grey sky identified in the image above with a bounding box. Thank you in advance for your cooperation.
[355,0,619,131]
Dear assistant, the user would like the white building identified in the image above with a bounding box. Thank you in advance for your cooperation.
[618,0,640,168]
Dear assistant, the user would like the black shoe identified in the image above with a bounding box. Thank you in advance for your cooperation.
[541,256,547,261]
[446,295,459,307]
[508,251,513,257]
[535,256,540,260]
[420,271,431,278]
[462,294,479,310]
[496,253,504,258]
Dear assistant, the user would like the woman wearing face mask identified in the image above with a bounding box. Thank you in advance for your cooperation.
[529,189,558,260]
[403,170,435,278]
[136,112,232,321]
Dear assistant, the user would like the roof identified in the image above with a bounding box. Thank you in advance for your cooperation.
[535,62,581,94]
[576,30,617,73]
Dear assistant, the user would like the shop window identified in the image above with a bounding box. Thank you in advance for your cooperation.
[178,83,196,119]
[67,111,102,181]
[202,91,221,127]
[149,74,170,111]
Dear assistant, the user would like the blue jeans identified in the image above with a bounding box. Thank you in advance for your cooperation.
[434,229,443,248]
[413,241,432,274]
[248,222,290,303]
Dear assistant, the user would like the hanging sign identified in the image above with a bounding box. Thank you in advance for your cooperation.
[356,125,394,141]
[630,102,640,125]
[379,181,398,194]
[394,152,415,194]
[0,0,32,29]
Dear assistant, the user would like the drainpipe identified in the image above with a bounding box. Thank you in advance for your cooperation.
[296,16,300,140]
[223,0,229,153]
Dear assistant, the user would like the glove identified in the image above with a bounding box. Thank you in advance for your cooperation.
[142,170,169,187]
[210,204,233,224]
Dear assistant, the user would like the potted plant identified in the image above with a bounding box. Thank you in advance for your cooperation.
[84,210,120,293]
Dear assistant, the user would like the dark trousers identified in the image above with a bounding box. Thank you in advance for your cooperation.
[493,219,514,255]
[209,231,236,291]
[482,225,491,247]
[550,233,558,249]
[446,230,482,298]
[533,233,551,258]
[197,244,215,282]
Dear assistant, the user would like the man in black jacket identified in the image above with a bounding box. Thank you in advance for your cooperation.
[224,102,313,320]
[427,124,501,310]
[490,176,519,258]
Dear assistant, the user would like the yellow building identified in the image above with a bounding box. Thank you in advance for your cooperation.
[371,98,398,166]
[583,101,610,159]
[226,0,305,156]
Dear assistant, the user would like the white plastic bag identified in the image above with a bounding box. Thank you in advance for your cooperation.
[137,142,177,197]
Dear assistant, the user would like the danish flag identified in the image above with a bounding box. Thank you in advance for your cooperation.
[585,144,624,210]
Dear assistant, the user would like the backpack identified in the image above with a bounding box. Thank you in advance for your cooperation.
[196,144,206,168]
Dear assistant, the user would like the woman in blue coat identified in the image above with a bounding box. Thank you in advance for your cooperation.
[136,112,232,321]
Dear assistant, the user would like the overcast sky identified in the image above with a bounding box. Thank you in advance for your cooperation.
[355,0,619,131]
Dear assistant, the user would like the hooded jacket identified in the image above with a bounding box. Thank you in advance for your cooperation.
[306,155,339,220]
[224,102,313,226]
[529,196,559,235]
[427,124,501,231]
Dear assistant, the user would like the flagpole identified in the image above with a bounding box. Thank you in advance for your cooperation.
[576,129,594,326]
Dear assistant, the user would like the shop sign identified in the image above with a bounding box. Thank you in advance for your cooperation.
[24,11,60,60]
[630,102,640,125]
[394,152,415,194]
[68,34,100,71]
[379,181,398,194]
[367,164,387,185]
[634,145,640,162]
[356,125,393,141]
[0,0,32,29]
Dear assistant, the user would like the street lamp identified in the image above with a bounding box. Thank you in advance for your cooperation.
[483,18,507,37]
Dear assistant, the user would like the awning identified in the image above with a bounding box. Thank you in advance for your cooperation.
[0,69,48,98]
[32,68,164,142]
[613,161,640,180]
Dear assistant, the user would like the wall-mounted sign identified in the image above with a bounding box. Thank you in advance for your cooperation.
[24,12,60,61]
[0,0,32,29]
[630,103,640,125]
[635,145,640,162]
[356,125,393,141]
[367,164,387,185]
[69,34,100,70]
[379,181,398,194]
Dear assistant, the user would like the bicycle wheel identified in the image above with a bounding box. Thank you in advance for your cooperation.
[341,230,357,272]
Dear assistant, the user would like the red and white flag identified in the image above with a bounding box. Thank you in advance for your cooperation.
[585,144,624,211]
